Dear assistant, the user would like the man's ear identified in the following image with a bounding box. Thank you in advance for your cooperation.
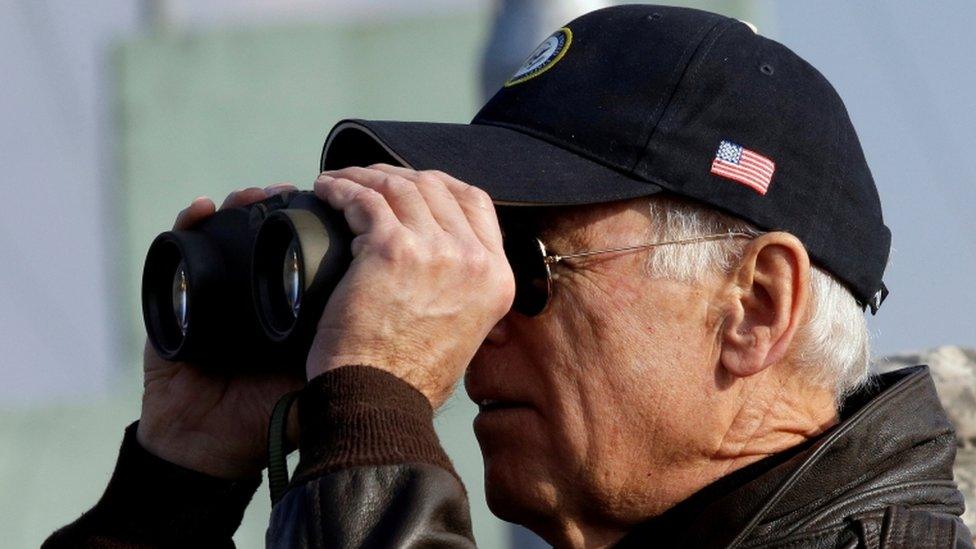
[720,232,811,378]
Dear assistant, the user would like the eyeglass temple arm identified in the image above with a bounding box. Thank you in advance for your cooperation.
[543,232,755,266]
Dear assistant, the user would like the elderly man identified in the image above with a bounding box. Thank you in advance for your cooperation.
[47,5,972,548]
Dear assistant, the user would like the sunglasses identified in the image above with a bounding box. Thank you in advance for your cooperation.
[503,230,754,317]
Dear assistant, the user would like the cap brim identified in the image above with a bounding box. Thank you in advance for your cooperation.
[321,119,664,206]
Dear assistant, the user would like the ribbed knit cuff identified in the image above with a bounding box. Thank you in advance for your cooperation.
[45,422,261,547]
[293,365,456,485]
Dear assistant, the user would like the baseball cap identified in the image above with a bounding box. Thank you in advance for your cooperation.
[320,4,891,312]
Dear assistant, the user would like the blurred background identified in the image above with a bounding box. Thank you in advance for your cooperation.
[1,1,974,547]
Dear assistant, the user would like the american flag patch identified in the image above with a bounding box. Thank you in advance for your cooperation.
[710,140,775,195]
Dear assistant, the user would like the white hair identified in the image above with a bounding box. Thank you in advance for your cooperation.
[644,196,871,401]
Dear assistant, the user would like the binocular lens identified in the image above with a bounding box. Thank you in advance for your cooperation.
[252,200,351,345]
[253,212,304,340]
[143,236,194,358]
[172,261,190,336]
[284,238,302,318]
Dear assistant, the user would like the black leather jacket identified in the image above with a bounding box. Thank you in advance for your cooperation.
[46,365,973,548]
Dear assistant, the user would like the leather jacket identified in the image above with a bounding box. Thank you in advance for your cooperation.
[46,365,973,548]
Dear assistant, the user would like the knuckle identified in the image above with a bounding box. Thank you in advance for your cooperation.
[372,175,394,192]
[350,234,369,256]
[385,174,409,186]
[382,175,417,196]
[381,231,422,263]
[421,169,449,183]
[351,187,384,208]
[464,248,492,276]
[433,240,462,265]
[416,172,441,189]
[490,269,517,313]
[463,185,493,209]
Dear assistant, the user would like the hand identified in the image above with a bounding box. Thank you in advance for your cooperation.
[309,164,515,408]
[137,185,306,479]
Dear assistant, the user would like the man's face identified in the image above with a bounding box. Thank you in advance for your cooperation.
[465,198,730,532]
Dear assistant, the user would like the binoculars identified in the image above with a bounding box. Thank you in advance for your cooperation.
[141,191,352,368]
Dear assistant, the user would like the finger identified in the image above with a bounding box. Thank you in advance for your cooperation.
[264,182,298,195]
[314,175,398,237]
[320,167,438,233]
[220,186,268,210]
[421,170,504,253]
[368,164,503,252]
[367,164,477,241]
[173,196,215,230]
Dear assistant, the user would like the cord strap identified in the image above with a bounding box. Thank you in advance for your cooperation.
[267,390,300,505]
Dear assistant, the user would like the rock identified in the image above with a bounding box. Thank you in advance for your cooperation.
[874,346,976,534]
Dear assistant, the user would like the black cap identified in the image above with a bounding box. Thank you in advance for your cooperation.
[321,5,891,312]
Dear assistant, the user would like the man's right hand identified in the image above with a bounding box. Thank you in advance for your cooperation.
[136,186,305,479]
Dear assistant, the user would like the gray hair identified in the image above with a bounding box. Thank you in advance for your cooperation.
[644,196,871,401]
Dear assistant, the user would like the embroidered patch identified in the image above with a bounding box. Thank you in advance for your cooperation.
[710,140,775,195]
[504,27,573,87]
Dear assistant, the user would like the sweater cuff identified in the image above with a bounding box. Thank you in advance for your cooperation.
[293,365,456,485]
[51,421,261,545]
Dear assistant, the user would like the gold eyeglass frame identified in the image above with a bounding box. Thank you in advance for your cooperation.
[541,232,755,266]
[521,232,755,316]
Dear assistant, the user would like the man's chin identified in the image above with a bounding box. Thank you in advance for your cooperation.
[484,481,545,530]
[482,453,559,530]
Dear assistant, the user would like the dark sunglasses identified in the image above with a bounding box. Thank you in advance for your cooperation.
[503,231,753,317]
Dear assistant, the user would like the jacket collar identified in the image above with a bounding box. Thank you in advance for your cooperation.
[618,366,963,548]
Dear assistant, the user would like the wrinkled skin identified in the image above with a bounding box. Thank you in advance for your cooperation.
[466,200,837,547]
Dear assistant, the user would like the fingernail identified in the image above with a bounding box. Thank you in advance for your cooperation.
[193,195,210,203]
[264,182,292,192]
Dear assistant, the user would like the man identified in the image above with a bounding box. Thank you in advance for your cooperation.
[46,5,972,548]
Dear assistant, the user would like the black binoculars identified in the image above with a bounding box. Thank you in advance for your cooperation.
[141,191,352,368]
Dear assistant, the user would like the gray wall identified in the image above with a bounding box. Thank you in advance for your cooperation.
[0,0,138,406]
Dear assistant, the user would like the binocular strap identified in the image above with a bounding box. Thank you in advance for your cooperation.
[267,390,300,505]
